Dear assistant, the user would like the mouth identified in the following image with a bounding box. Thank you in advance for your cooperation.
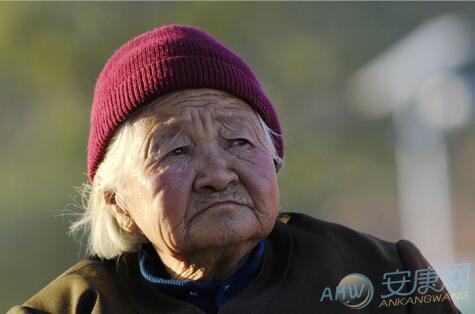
[189,201,248,222]
[187,199,252,224]
[204,200,246,211]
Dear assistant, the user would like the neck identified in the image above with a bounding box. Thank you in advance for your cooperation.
[155,240,259,282]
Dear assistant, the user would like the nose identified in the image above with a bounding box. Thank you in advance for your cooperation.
[192,146,239,193]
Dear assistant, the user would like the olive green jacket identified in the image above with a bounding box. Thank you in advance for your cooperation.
[8,213,460,314]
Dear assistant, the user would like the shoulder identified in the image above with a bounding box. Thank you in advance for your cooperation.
[273,212,459,313]
[7,257,133,314]
[280,212,399,253]
[34,257,117,291]
[277,211,425,271]
[55,257,117,282]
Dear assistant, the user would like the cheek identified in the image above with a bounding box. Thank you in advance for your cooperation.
[142,164,195,248]
[237,149,279,214]
[154,165,194,221]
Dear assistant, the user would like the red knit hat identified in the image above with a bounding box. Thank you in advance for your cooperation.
[87,24,283,182]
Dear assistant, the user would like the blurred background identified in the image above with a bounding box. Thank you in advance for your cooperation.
[0,2,473,312]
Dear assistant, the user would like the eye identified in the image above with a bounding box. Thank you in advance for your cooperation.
[167,146,190,157]
[230,138,251,147]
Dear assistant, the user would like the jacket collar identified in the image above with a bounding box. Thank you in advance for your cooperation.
[114,220,293,314]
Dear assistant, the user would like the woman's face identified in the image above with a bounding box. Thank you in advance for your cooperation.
[115,89,279,261]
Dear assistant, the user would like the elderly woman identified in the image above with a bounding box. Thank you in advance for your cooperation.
[9,25,459,314]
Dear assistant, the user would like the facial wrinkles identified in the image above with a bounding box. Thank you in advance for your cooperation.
[106,89,278,282]
[191,106,217,151]
[187,109,270,226]
[135,89,268,164]
[145,107,258,164]
[190,104,265,175]
[140,114,270,216]
[145,175,187,255]
[132,90,274,235]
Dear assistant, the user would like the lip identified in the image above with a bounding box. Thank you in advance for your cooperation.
[205,200,245,210]
[189,200,249,223]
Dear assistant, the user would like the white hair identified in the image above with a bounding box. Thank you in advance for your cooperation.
[69,112,283,259]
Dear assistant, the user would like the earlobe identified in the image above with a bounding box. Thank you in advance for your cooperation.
[115,209,142,234]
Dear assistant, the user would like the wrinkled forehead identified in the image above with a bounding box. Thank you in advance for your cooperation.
[134,89,260,131]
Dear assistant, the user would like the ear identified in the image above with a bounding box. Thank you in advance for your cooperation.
[104,191,142,234]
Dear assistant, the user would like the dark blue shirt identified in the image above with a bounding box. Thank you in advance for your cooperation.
[139,240,265,314]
